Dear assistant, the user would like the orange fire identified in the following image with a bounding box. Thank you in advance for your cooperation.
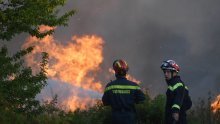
[211,95,220,113]
[22,26,104,111]
[108,68,141,84]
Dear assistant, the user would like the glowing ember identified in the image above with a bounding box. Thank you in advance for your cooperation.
[211,95,220,113]
[108,68,141,84]
[22,26,104,111]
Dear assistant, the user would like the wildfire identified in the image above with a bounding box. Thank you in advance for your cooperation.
[211,95,220,113]
[108,68,141,84]
[22,26,104,111]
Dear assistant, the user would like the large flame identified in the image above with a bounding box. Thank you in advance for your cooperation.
[211,95,220,113]
[22,26,104,111]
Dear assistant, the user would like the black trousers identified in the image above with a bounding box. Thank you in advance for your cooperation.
[112,111,136,124]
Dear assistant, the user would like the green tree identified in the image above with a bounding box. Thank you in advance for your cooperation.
[0,0,75,41]
[148,94,165,124]
[0,0,75,114]
[0,46,48,114]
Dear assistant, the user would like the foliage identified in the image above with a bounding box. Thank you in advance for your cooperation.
[188,95,220,124]
[136,91,165,124]
[0,46,48,114]
[0,0,76,40]
[0,90,220,124]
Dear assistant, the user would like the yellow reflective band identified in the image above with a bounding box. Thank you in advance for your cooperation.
[168,86,173,91]
[172,104,181,110]
[105,85,141,92]
[112,90,130,94]
[185,86,188,90]
[168,83,184,91]
[173,83,183,90]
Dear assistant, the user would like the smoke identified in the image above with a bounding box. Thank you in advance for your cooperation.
[2,0,220,101]
[58,0,220,99]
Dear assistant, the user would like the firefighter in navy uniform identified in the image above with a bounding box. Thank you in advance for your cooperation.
[102,59,145,124]
[161,60,192,124]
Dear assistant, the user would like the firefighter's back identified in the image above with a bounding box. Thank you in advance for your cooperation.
[103,77,145,124]
[102,59,145,124]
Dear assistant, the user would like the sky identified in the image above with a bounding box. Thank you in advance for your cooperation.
[1,0,220,100]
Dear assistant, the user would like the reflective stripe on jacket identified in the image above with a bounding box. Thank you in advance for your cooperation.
[165,76,192,124]
[102,76,145,113]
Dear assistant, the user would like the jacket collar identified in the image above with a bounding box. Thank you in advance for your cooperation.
[166,75,181,85]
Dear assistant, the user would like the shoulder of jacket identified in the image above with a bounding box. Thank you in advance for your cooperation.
[126,80,139,87]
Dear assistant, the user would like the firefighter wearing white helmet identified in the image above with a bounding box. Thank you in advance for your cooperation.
[161,60,192,124]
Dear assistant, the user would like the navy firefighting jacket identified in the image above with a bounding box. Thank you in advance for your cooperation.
[165,76,192,123]
[102,76,145,113]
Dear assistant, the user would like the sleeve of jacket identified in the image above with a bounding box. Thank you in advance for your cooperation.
[134,85,146,104]
[102,84,111,106]
[172,84,185,113]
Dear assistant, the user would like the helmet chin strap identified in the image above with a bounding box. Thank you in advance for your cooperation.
[171,71,178,78]
[171,71,174,78]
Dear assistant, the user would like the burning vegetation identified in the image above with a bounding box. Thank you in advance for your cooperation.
[211,95,220,113]
[22,26,104,111]
[22,26,142,111]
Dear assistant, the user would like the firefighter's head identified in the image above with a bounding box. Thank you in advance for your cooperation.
[113,59,129,77]
[160,60,180,80]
